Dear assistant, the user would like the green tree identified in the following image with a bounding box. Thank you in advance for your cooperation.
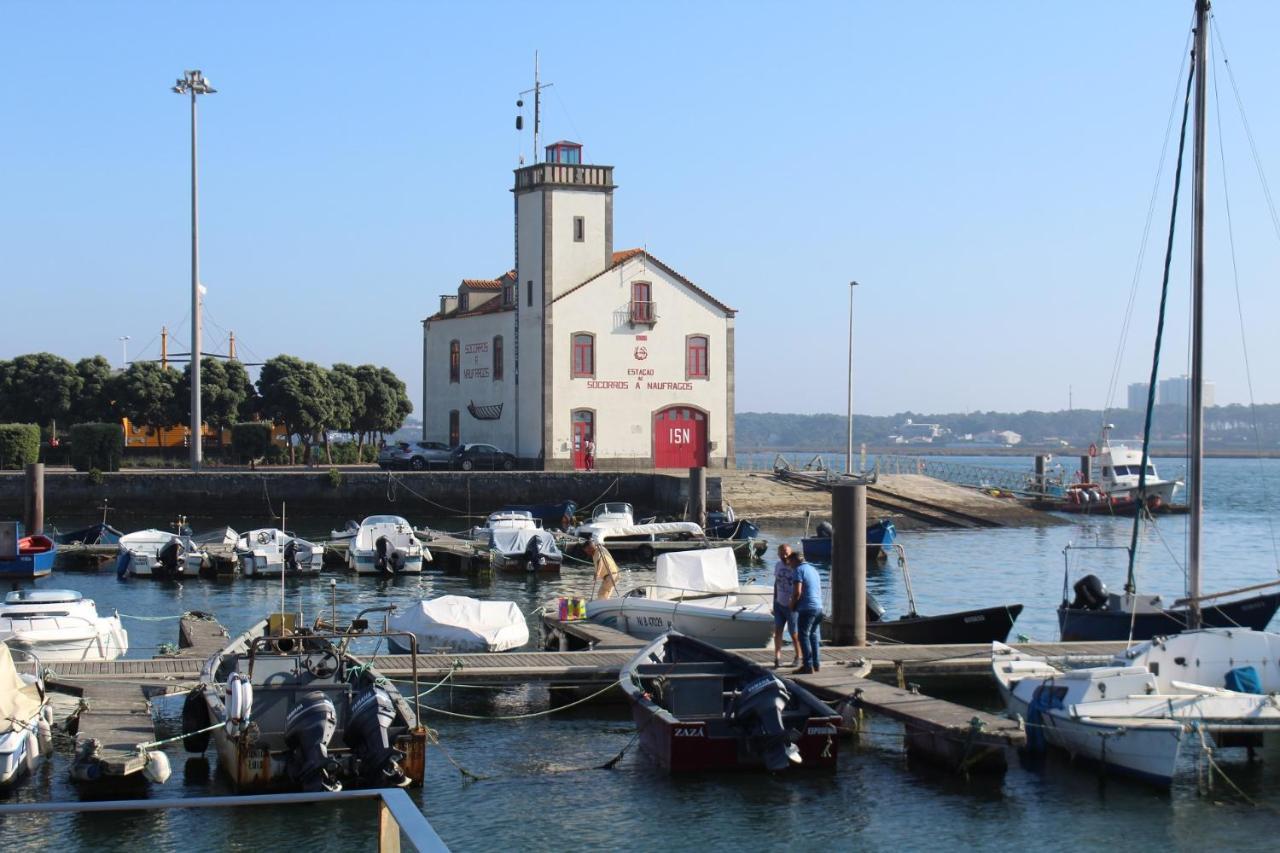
[116,362,181,434]
[324,365,360,464]
[257,355,334,464]
[178,358,252,437]
[71,355,120,425]
[0,353,82,434]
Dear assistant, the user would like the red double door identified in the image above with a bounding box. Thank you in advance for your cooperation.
[572,411,594,470]
[653,407,707,468]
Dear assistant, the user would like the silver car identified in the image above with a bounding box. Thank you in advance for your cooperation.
[394,441,454,470]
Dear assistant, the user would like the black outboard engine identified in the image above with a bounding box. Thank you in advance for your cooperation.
[730,673,802,771]
[815,521,833,539]
[283,539,300,574]
[525,535,545,572]
[157,540,185,579]
[374,536,393,575]
[284,691,341,792]
[388,547,407,573]
[1071,574,1108,610]
[346,686,407,786]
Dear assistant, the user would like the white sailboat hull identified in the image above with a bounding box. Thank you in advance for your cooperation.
[587,597,773,648]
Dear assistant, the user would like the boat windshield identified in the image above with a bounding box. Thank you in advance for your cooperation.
[362,515,409,526]
[4,589,83,604]
[593,503,634,519]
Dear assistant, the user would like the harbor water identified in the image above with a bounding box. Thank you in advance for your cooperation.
[4,456,1279,850]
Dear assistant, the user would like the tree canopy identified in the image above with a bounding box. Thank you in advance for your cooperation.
[257,355,335,463]
[178,358,252,431]
[0,352,83,431]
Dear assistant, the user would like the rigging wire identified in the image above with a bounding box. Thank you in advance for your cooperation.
[1099,15,1196,433]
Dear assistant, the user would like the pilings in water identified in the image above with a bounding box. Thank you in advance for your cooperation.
[830,482,867,646]
[1080,453,1093,484]
[689,466,707,528]
[23,462,43,534]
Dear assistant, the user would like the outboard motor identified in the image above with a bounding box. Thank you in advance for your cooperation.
[374,536,392,575]
[284,691,341,792]
[1071,574,1108,610]
[157,540,185,579]
[815,521,833,539]
[865,591,887,623]
[283,539,301,574]
[730,673,802,771]
[388,547,408,573]
[346,686,407,786]
[525,535,545,572]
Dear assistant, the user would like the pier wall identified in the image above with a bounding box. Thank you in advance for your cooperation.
[0,469,722,519]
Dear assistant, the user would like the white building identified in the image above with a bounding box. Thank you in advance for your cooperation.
[974,429,1022,446]
[1157,374,1215,408]
[422,141,736,470]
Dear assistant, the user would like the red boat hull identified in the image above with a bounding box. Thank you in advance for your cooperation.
[630,703,841,773]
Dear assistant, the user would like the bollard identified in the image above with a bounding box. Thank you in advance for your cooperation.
[24,463,44,535]
[689,467,707,529]
[830,482,867,646]
[1034,454,1049,494]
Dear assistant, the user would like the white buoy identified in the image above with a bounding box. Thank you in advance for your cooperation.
[24,730,41,773]
[143,750,172,784]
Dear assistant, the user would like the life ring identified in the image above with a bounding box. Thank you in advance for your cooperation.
[225,672,254,737]
[1088,443,1098,458]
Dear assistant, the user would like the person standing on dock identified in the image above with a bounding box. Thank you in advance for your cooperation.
[772,543,799,668]
[790,551,824,674]
[586,539,619,599]
[585,439,596,471]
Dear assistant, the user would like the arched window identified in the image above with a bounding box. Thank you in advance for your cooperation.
[572,333,595,378]
[449,340,460,383]
[686,334,709,379]
[493,335,504,381]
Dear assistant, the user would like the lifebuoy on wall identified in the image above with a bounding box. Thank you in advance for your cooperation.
[1088,443,1098,458]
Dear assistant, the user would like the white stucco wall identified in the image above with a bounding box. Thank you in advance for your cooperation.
[550,257,731,465]
[422,310,517,450]
[546,189,610,299]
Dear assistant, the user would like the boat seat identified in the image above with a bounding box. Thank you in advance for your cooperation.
[655,674,727,719]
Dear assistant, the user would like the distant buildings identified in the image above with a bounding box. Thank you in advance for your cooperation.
[973,429,1022,446]
[1127,382,1149,411]
[891,419,948,444]
[1128,376,1216,409]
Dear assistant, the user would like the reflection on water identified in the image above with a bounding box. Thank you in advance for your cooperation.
[6,456,1279,850]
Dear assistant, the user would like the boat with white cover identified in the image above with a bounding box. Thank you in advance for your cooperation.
[235,528,325,578]
[586,548,773,648]
[570,502,640,538]
[346,515,428,575]
[0,589,128,662]
[0,644,51,787]
[993,629,1280,785]
[387,596,529,653]
[488,527,563,573]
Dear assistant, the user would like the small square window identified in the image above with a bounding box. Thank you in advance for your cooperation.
[574,216,584,242]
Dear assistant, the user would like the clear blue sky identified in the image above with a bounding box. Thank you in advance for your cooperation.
[4,1,1280,417]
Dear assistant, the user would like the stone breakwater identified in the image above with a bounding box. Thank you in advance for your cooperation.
[0,469,721,518]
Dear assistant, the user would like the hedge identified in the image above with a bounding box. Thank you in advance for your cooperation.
[69,423,124,472]
[231,422,273,467]
[0,424,40,470]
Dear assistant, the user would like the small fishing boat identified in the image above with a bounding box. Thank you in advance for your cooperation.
[0,589,128,662]
[0,644,52,787]
[1093,426,1181,506]
[330,519,359,544]
[799,519,896,564]
[587,548,774,648]
[346,515,428,575]
[116,528,189,579]
[704,506,760,541]
[388,596,529,653]
[620,631,842,772]
[186,610,428,792]
[0,523,56,580]
[488,527,563,573]
[55,502,123,546]
[235,529,325,578]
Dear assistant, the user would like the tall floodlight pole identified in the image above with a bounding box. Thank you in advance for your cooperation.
[846,280,860,474]
[118,335,130,368]
[172,70,216,471]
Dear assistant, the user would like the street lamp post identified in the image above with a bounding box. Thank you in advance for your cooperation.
[846,280,860,474]
[172,70,216,471]
[118,335,130,369]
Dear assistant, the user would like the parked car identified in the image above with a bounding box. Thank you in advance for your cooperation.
[393,441,454,471]
[377,442,409,469]
[452,443,517,471]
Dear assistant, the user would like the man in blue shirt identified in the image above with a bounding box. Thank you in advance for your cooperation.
[789,551,824,674]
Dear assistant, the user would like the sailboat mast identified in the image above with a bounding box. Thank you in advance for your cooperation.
[1188,0,1210,629]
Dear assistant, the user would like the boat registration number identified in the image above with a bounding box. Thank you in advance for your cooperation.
[634,616,669,629]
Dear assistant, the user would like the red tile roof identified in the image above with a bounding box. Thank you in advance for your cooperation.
[460,269,516,290]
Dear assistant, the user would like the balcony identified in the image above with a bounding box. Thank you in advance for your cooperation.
[629,300,658,326]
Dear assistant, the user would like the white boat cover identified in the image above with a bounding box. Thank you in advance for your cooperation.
[587,522,704,541]
[489,528,563,560]
[388,596,529,653]
[0,644,42,734]
[656,547,740,594]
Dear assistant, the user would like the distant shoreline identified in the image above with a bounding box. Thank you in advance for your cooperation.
[738,446,1280,459]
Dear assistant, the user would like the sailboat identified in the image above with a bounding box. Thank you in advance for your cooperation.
[997,1,1280,786]
[1057,0,1280,642]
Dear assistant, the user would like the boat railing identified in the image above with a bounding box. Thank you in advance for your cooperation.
[620,584,767,605]
[0,789,449,852]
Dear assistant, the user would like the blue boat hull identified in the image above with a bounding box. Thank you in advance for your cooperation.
[1058,592,1280,641]
[801,520,896,563]
[56,522,123,546]
[0,551,55,579]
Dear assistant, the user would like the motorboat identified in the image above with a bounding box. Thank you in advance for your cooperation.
[56,502,123,546]
[235,528,325,578]
[185,610,428,792]
[0,589,128,662]
[0,644,52,787]
[488,527,563,573]
[620,631,841,772]
[387,596,529,653]
[1093,426,1181,506]
[587,548,774,648]
[346,515,429,575]
[331,520,359,544]
[495,501,577,531]
[469,509,539,540]
[570,502,641,538]
[116,519,230,580]
[0,523,56,579]
[704,506,760,541]
[992,629,1280,785]
[799,518,896,564]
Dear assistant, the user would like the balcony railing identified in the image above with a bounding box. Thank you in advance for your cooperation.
[629,300,658,325]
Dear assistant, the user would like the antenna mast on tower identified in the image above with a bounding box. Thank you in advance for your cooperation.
[517,52,553,164]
